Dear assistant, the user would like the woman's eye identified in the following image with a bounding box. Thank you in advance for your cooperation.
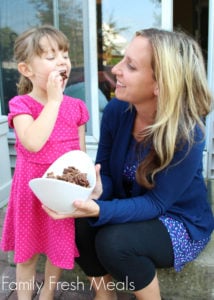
[127,64,135,70]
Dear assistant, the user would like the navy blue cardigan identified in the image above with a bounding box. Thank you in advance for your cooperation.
[92,98,214,241]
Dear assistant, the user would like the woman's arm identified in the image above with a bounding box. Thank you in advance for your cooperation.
[45,132,205,223]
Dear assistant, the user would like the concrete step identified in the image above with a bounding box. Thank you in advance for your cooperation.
[157,232,214,300]
[2,207,214,300]
[0,266,135,300]
[35,236,214,300]
[5,233,214,300]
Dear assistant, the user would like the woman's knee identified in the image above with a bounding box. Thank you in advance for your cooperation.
[95,224,130,262]
[95,225,157,290]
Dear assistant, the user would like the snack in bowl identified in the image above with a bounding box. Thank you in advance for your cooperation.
[46,166,90,188]
[29,150,96,214]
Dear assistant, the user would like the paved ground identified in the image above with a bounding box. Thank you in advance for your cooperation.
[1,206,212,300]
[0,207,136,299]
[0,265,135,300]
[0,266,135,299]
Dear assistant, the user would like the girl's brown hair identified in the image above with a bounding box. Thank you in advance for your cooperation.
[14,25,70,94]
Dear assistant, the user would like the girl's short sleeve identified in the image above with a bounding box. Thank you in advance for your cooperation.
[76,99,90,126]
[8,96,33,128]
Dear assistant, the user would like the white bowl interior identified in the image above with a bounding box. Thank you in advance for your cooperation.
[29,150,96,214]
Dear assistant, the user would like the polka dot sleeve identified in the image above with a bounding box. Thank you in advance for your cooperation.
[8,96,34,128]
[63,95,90,126]
[76,99,90,126]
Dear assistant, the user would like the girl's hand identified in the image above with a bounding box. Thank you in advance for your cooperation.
[46,70,64,103]
[42,164,103,220]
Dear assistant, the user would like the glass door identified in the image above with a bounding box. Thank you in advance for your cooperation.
[96,0,162,102]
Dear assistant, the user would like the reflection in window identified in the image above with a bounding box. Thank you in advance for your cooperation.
[97,0,161,101]
[173,0,208,67]
[0,0,162,118]
[0,0,83,115]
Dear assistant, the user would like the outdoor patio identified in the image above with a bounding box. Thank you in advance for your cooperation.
[1,205,214,300]
[1,116,214,300]
[0,206,137,300]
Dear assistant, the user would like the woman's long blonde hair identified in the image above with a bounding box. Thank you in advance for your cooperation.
[14,25,70,95]
[135,28,213,189]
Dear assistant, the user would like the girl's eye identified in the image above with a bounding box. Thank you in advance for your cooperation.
[46,56,55,60]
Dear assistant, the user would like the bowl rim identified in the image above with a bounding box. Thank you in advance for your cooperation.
[29,177,94,191]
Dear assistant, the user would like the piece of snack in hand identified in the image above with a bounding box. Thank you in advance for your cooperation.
[60,70,68,80]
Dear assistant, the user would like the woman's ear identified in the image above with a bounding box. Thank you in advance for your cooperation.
[154,83,159,96]
[17,62,33,77]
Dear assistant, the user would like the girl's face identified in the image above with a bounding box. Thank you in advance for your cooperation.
[27,36,71,91]
[112,36,158,106]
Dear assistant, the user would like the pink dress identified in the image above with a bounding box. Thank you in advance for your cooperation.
[0,94,89,269]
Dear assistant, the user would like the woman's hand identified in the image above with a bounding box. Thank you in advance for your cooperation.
[90,164,103,199]
[42,164,103,220]
[43,198,100,219]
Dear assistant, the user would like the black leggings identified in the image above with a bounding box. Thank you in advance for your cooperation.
[75,218,174,291]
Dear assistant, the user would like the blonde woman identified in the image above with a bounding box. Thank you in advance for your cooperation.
[45,28,214,300]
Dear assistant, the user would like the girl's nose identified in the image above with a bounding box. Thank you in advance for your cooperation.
[57,53,67,65]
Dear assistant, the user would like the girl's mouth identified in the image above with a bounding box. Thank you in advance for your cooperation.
[60,70,68,80]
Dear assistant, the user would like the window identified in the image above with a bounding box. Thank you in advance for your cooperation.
[0,0,162,147]
[173,0,209,66]
[0,0,84,115]
[96,0,162,101]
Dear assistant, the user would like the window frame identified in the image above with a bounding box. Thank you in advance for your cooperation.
[205,0,214,179]
[83,0,100,145]
[161,0,173,30]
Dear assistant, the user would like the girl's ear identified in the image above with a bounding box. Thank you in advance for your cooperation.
[17,62,33,77]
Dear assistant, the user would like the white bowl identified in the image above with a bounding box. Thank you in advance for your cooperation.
[29,150,96,214]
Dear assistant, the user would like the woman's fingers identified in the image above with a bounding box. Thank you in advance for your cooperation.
[42,198,100,220]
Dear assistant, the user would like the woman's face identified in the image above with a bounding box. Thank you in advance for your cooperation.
[112,35,158,105]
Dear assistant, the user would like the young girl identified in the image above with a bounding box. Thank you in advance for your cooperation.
[0,25,89,300]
